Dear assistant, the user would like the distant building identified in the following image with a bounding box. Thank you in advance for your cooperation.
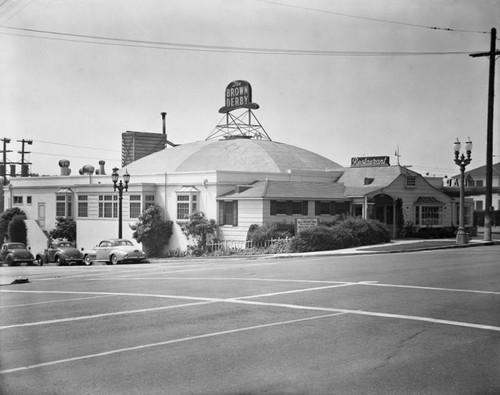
[121,131,167,167]
[447,162,500,212]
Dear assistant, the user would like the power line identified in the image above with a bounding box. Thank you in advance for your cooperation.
[0,0,33,26]
[32,138,120,153]
[0,26,475,56]
[30,151,120,161]
[256,0,492,36]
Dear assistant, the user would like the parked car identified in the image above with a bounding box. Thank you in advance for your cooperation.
[0,242,35,266]
[83,239,146,265]
[35,240,84,266]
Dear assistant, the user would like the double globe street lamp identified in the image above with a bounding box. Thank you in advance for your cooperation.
[111,167,130,239]
[453,138,472,245]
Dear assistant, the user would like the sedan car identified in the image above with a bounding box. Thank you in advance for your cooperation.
[83,239,146,265]
[35,240,84,266]
[0,242,35,266]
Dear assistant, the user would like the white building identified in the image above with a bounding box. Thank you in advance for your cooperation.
[3,81,470,254]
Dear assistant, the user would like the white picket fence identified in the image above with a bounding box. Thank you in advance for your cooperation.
[207,237,290,251]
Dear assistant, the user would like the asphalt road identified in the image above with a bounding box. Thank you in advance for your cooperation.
[0,246,499,395]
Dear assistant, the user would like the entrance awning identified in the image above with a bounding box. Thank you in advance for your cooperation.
[414,196,444,205]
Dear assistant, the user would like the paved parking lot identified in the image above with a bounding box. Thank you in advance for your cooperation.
[1,246,499,394]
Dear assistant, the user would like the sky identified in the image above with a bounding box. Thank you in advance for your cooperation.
[1,0,499,178]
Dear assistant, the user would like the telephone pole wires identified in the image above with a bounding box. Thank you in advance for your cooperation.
[1,138,12,186]
[470,27,500,242]
[17,139,33,176]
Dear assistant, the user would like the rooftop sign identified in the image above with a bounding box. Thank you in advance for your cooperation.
[351,156,390,167]
[219,80,260,113]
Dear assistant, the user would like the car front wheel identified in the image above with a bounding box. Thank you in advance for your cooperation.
[84,255,92,266]
[36,256,44,266]
[110,255,118,265]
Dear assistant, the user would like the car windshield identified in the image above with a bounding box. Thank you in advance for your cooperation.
[9,243,26,249]
[115,240,133,246]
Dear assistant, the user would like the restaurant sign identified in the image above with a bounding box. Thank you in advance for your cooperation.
[295,218,319,234]
[219,80,260,113]
[351,156,390,167]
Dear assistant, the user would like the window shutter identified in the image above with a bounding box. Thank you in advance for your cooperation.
[218,201,224,225]
[302,201,308,216]
[315,201,320,216]
[286,201,293,216]
[232,201,238,226]
[270,200,277,216]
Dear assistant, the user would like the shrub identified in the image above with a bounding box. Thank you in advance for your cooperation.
[49,217,76,242]
[246,222,295,245]
[290,218,390,253]
[130,205,174,257]
[181,212,217,256]
[8,215,28,245]
[415,227,455,239]
[0,207,26,243]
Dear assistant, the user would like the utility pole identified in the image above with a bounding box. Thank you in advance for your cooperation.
[17,139,33,176]
[1,138,12,186]
[470,27,500,242]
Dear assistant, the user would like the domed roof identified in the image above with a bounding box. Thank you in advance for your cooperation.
[124,138,342,174]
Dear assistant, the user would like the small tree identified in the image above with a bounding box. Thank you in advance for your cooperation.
[8,215,28,245]
[0,207,26,243]
[49,217,77,242]
[130,205,173,257]
[181,212,217,256]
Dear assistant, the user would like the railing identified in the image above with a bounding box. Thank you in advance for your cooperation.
[207,237,290,252]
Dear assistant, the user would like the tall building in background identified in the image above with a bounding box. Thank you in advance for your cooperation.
[121,131,166,167]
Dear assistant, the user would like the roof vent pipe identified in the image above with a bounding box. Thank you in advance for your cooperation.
[161,112,167,135]
[96,160,106,175]
[59,159,71,176]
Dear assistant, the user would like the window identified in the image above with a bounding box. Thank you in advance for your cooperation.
[27,196,32,205]
[176,187,200,221]
[130,195,142,218]
[177,195,190,220]
[406,177,416,187]
[315,201,350,216]
[56,195,72,217]
[415,206,442,226]
[475,201,483,211]
[219,200,238,226]
[98,195,118,218]
[13,196,23,205]
[78,195,88,217]
[145,195,155,210]
[270,201,308,216]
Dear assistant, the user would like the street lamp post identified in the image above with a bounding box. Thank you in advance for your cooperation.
[111,167,130,239]
[453,138,472,245]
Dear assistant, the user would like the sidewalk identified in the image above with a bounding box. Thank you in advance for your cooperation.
[263,236,500,259]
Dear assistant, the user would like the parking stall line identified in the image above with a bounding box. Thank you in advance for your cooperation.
[359,282,500,295]
[107,276,353,285]
[0,294,115,308]
[0,300,215,330]
[0,312,346,375]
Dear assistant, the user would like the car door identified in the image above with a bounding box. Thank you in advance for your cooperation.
[47,244,57,262]
[95,241,110,261]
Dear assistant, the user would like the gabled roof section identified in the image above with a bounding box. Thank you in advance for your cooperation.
[218,180,347,200]
[337,165,417,196]
[452,162,500,179]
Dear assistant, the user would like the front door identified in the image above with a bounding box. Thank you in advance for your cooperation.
[38,203,46,228]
